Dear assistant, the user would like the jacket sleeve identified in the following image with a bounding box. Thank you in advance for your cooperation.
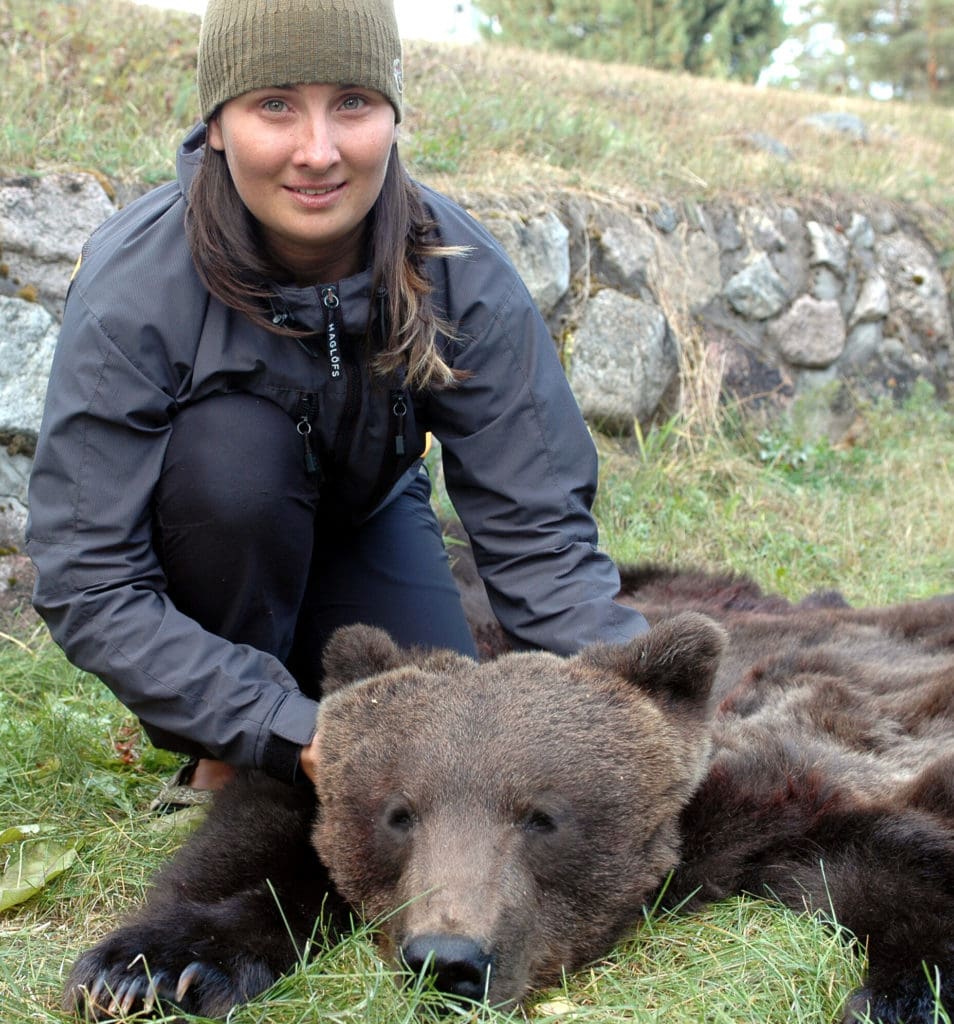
[423,234,650,656]
[26,282,318,781]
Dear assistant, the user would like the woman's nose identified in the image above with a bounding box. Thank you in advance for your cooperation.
[293,115,339,168]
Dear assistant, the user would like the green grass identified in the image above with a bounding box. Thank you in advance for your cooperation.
[594,383,954,605]
[1,1,199,185]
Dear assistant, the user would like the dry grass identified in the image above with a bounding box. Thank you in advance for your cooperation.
[3,2,953,233]
[406,40,954,215]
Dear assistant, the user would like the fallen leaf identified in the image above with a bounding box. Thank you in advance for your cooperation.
[0,825,79,912]
[534,997,581,1017]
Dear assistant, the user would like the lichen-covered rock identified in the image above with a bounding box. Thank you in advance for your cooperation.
[769,295,846,369]
[568,289,678,432]
[482,210,570,316]
[0,296,58,436]
[725,253,789,320]
[0,173,115,314]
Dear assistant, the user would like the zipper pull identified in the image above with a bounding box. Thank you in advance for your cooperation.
[391,389,408,456]
[297,417,320,476]
[376,284,389,340]
[270,299,290,326]
[297,399,321,478]
[321,285,342,380]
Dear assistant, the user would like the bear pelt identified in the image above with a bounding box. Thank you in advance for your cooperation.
[64,567,954,1024]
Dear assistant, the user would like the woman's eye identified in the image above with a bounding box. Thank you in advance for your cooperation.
[262,99,288,114]
[340,95,366,110]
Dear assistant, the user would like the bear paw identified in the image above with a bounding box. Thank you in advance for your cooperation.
[64,927,278,1019]
[842,978,951,1024]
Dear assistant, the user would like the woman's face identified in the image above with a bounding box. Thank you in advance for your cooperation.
[207,82,398,284]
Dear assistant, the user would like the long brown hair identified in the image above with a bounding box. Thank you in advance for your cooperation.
[185,141,464,389]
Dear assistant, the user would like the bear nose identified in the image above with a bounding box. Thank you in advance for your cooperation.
[400,933,492,1002]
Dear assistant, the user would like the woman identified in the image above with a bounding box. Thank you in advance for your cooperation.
[26,0,648,799]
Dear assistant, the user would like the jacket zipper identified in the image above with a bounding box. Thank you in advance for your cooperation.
[321,286,342,379]
[390,389,408,456]
[323,285,361,468]
[379,286,408,457]
[296,395,322,479]
[362,385,414,515]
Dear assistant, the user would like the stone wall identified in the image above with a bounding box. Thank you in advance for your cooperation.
[466,190,952,435]
[2,173,952,550]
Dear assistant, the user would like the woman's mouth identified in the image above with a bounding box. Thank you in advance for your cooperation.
[289,184,342,196]
[285,182,347,209]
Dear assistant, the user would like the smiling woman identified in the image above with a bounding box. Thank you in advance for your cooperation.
[27,0,649,889]
[206,84,398,284]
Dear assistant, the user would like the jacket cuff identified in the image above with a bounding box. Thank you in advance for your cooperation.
[260,690,319,783]
[261,733,308,783]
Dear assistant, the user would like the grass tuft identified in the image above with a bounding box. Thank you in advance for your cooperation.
[595,383,954,604]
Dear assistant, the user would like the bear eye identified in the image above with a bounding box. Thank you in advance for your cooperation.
[522,809,557,834]
[385,804,415,834]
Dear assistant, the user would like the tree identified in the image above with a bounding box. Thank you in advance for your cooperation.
[474,0,784,82]
[796,0,954,101]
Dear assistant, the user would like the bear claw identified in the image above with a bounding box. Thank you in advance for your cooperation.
[175,961,203,1001]
[142,971,167,1013]
[65,936,282,1020]
[70,961,185,1020]
[111,975,146,1015]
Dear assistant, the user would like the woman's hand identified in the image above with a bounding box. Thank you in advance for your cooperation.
[299,733,321,785]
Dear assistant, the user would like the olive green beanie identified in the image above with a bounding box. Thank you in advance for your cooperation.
[197,0,404,123]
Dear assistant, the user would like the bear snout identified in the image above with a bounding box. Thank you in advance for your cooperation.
[400,932,493,1003]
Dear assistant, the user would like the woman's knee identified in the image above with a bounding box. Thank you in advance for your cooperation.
[154,394,317,651]
[158,393,313,532]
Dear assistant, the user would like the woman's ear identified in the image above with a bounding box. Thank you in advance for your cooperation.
[206,114,225,151]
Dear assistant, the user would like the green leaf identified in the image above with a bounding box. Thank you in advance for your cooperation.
[0,824,51,845]
[0,825,79,912]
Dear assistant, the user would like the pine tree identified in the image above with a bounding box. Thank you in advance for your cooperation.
[474,0,784,82]
[797,0,954,101]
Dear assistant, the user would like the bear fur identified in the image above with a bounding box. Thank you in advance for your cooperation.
[64,565,954,1024]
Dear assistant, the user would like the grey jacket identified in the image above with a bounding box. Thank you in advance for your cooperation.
[27,125,648,778]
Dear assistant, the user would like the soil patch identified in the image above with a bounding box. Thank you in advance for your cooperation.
[0,553,41,639]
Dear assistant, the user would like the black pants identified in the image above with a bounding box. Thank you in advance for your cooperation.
[154,393,476,700]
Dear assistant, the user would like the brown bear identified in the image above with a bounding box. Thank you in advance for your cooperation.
[64,575,954,1024]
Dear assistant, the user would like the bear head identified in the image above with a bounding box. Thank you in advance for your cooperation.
[310,612,725,1006]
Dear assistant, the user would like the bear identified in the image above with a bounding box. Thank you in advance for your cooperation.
[63,575,954,1024]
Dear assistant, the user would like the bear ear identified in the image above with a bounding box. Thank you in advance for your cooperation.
[581,612,726,710]
[320,624,409,694]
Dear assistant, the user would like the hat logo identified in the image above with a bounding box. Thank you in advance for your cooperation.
[392,57,404,94]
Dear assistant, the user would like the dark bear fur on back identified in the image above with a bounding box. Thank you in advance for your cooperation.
[64,547,954,1024]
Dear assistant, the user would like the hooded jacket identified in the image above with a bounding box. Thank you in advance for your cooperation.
[26,125,649,780]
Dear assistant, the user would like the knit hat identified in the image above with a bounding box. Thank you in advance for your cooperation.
[197,0,404,123]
